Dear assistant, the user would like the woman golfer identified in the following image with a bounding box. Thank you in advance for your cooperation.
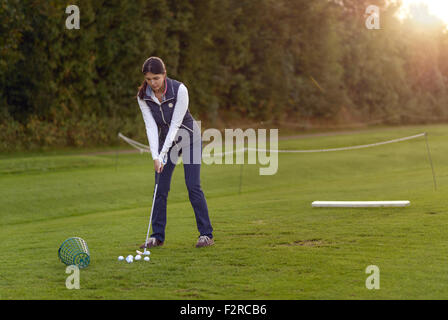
[137,57,214,248]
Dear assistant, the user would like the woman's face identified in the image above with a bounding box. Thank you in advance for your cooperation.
[145,72,166,92]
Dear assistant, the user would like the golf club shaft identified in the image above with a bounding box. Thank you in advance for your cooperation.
[145,172,160,245]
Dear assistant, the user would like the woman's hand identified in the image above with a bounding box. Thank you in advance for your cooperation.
[154,159,164,173]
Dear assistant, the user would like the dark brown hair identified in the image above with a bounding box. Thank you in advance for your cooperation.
[137,57,166,99]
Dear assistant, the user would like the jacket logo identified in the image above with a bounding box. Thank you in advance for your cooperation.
[168,103,174,108]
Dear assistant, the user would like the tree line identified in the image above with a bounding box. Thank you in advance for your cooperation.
[1,0,447,151]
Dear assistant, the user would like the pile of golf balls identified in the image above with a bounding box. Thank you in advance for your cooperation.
[117,250,150,263]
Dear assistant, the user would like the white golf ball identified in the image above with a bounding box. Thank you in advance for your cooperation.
[118,256,124,261]
[135,254,142,261]
[126,255,133,263]
[143,250,151,256]
[144,257,150,262]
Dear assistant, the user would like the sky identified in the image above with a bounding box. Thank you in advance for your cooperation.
[396,0,448,26]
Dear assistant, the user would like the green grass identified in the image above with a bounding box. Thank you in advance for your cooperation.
[1,124,448,299]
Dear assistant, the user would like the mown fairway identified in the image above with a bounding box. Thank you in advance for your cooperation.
[1,125,447,299]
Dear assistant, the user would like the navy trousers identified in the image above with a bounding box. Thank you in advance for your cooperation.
[150,141,213,242]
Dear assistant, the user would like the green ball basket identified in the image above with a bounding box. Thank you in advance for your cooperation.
[58,237,90,269]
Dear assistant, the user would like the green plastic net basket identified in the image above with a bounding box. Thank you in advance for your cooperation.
[58,237,90,269]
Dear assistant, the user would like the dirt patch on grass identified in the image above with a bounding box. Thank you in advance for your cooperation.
[278,239,329,247]
[175,288,204,298]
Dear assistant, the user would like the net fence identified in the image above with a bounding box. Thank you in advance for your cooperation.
[117,131,436,190]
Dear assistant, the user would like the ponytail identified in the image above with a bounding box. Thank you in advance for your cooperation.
[137,80,147,100]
